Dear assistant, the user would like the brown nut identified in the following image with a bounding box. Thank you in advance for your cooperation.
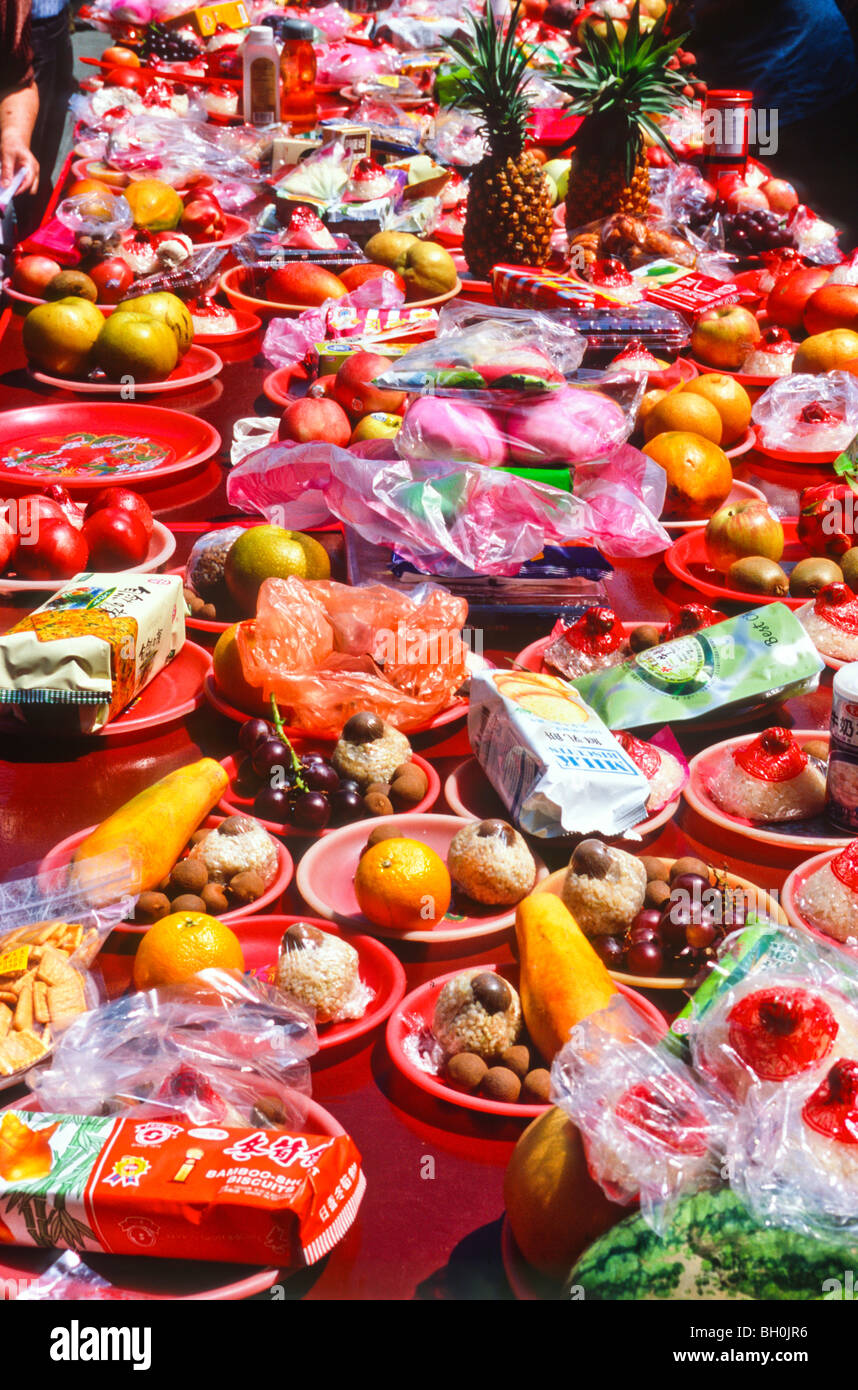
[362,825,404,854]
[200,883,229,916]
[218,815,255,837]
[521,1068,552,1104]
[228,870,265,904]
[571,838,613,880]
[199,603,217,621]
[481,1067,521,1103]
[189,828,211,848]
[365,782,392,799]
[445,1053,487,1092]
[641,856,672,883]
[628,624,662,653]
[170,894,208,914]
[342,712,384,744]
[389,769,428,807]
[500,1045,531,1079]
[282,921,326,950]
[134,891,172,925]
[803,739,829,762]
[476,819,517,846]
[471,972,511,1015]
[644,879,671,911]
[168,859,208,897]
[364,791,394,817]
[669,857,712,885]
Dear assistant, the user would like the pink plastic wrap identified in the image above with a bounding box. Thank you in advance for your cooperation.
[235,577,469,736]
[315,42,396,86]
[226,442,671,574]
[551,995,732,1229]
[751,372,858,454]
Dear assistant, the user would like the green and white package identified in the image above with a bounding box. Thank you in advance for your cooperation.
[571,604,824,730]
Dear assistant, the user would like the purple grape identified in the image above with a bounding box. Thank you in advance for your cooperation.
[593,936,624,968]
[338,778,361,796]
[239,718,271,754]
[686,920,718,949]
[252,738,290,777]
[302,760,340,794]
[659,910,688,953]
[254,786,291,823]
[626,940,664,977]
[329,787,364,825]
[290,790,331,830]
[233,756,262,798]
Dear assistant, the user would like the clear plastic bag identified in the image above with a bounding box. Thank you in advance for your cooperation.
[396,379,641,467]
[53,191,132,238]
[30,968,317,1130]
[226,440,671,577]
[233,576,470,736]
[551,995,733,1231]
[751,372,858,454]
[372,316,586,392]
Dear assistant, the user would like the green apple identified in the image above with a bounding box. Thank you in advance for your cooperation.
[542,159,571,202]
[542,173,558,206]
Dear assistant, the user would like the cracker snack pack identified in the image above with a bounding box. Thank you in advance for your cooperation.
[0,573,184,733]
[468,667,650,837]
[572,605,824,731]
[0,1111,364,1269]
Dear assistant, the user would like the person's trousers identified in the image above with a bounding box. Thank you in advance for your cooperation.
[14,7,75,239]
[756,91,858,253]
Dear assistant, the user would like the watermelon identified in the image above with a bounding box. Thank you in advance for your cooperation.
[569,1188,847,1300]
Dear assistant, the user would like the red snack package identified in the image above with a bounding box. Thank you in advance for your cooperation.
[0,1111,364,1269]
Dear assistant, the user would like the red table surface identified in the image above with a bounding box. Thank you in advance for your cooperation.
[0,309,835,1299]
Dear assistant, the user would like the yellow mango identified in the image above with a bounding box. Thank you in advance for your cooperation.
[515,891,618,1062]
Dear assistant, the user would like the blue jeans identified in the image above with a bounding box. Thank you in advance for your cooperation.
[15,5,75,236]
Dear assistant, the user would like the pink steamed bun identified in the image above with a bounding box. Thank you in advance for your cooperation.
[398,396,508,467]
[504,387,628,464]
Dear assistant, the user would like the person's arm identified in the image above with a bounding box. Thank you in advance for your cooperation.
[0,81,38,193]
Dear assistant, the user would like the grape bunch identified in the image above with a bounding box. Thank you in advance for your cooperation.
[589,854,747,983]
[720,207,794,255]
[139,22,201,63]
[234,718,427,833]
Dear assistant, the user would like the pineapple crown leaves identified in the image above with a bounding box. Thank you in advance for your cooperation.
[557,2,691,179]
[447,0,538,158]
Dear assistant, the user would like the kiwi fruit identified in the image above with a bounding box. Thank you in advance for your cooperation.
[44,269,98,302]
[727,555,789,596]
[789,556,843,598]
[840,548,858,591]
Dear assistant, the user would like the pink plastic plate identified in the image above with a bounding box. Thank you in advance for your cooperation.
[296,813,548,944]
[0,1093,345,1300]
[443,756,679,842]
[0,639,211,739]
[240,913,407,1052]
[662,477,765,534]
[28,345,223,396]
[218,747,441,838]
[782,851,858,952]
[0,518,175,592]
[385,963,666,1119]
[684,730,851,852]
[39,812,293,930]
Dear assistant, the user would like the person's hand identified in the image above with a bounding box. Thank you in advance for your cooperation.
[0,132,38,195]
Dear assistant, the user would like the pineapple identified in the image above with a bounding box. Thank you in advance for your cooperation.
[558,1,689,231]
[448,0,555,281]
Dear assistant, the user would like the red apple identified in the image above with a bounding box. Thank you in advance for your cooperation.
[265,263,348,308]
[338,263,407,296]
[333,352,405,419]
[766,266,830,329]
[277,397,352,447]
[761,178,798,213]
[690,304,761,370]
[105,66,150,92]
[84,487,153,540]
[725,185,770,213]
[11,255,62,297]
[87,257,134,305]
[704,500,785,573]
[11,495,67,540]
[82,509,149,570]
[803,284,858,336]
[14,518,89,580]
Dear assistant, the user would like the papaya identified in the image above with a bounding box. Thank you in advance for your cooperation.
[71,758,228,901]
[515,891,617,1062]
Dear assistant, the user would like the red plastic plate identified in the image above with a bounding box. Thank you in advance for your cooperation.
[28,345,222,396]
[664,518,806,606]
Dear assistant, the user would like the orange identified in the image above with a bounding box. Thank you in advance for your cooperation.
[642,390,723,446]
[67,178,114,198]
[642,430,733,522]
[680,374,752,447]
[638,388,668,430]
[132,911,244,991]
[354,837,451,931]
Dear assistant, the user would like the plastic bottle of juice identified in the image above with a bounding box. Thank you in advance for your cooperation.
[278,19,318,134]
[242,25,280,127]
